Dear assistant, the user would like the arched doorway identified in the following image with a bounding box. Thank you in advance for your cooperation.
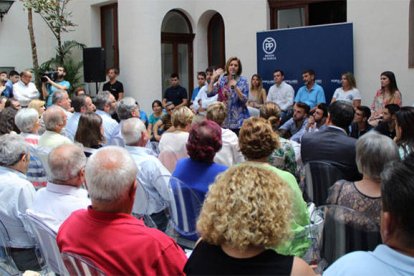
[161,10,195,96]
[208,13,225,68]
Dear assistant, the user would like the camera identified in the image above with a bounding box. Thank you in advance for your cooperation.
[41,71,58,82]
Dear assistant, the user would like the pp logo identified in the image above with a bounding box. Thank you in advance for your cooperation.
[263,37,277,55]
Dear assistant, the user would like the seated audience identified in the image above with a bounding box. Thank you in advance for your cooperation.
[172,119,227,201]
[259,102,297,176]
[94,91,118,145]
[349,105,372,138]
[279,102,310,143]
[74,112,104,156]
[15,108,47,188]
[0,134,41,271]
[301,101,361,181]
[57,146,187,275]
[206,102,244,167]
[246,74,266,117]
[153,101,175,142]
[65,94,95,140]
[0,105,19,134]
[239,117,310,257]
[305,103,328,133]
[394,106,414,159]
[158,106,194,172]
[326,132,399,226]
[39,105,72,148]
[184,164,315,275]
[324,153,414,276]
[374,103,399,139]
[111,97,141,146]
[147,100,165,141]
[29,144,90,231]
[122,118,171,231]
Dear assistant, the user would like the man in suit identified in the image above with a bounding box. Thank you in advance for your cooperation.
[301,100,361,181]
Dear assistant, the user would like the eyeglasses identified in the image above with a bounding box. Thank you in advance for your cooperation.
[167,108,174,112]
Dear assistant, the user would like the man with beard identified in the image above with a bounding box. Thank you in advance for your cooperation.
[95,91,119,145]
[42,66,71,107]
[294,69,326,111]
[279,102,310,143]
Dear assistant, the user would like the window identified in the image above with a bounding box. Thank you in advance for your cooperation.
[208,13,225,68]
[101,4,119,70]
[269,0,346,29]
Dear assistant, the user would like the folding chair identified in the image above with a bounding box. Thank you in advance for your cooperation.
[24,211,68,275]
[304,161,345,206]
[0,219,19,275]
[61,252,105,276]
[163,176,203,249]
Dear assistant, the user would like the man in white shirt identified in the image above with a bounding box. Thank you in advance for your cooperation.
[29,144,90,232]
[13,70,40,107]
[122,118,171,231]
[0,134,41,271]
[39,105,72,148]
[95,91,119,145]
[266,69,294,122]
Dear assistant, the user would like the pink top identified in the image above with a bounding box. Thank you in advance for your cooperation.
[370,89,402,118]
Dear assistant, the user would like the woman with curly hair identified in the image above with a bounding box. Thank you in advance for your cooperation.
[184,164,315,275]
[238,117,310,257]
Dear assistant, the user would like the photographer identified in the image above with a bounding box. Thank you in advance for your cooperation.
[42,66,71,107]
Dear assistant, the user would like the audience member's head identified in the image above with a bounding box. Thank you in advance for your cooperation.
[380,71,399,93]
[171,106,193,129]
[86,147,138,210]
[15,108,40,134]
[197,163,292,250]
[327,100,354,130]
[121,117,148,147]
[48,144,87,187]
[151,100,163,114]
[116,97,139,120]
[75,112,104,148]
[356,131,399,182]
[0,106,19,134]
[341,72,357,89]
[395,106,414,156]
[381,152,414,249]
[259,102,281,132]
[43,105,67,133]
[5,98,21,110]
[95,91,116,114]
[354,105,371,124]
[206,102,227,127]
[186,120,222,163]
[9,70,20,84]
[20,70,33,85]
[239,117,279,160]
[71,95,95,113]
[293,102,310,122]
[74,87,86,96]
[313,103,328,122]
[52,90,72,111]
[0,133,30,174]
[383,104,400,123]
[28,99,46,117]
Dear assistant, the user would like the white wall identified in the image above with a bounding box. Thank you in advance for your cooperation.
[349,0,414,106]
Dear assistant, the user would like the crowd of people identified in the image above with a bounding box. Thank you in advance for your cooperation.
[1,58,414,275]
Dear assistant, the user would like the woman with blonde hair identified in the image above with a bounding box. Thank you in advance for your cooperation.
[158,106,194,172]
[238,117,310,257]
[184,164,315,275]
[331,72,361,108]
[247,74,266,117]
[28,99,46,117]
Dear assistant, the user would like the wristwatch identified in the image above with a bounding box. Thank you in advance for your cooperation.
[230,85,235,89]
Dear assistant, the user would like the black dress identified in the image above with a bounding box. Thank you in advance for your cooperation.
[184,241,293,275]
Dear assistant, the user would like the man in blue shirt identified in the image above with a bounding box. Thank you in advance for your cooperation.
[295,69,325,110]
[324,153,414,276]
[191,71,206,103]
[42,66,71,107]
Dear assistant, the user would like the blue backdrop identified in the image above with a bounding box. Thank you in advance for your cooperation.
[257,23,353,103]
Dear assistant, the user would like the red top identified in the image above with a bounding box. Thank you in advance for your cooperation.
[57,206,187,275]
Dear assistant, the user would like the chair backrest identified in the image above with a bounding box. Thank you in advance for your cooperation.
[318,204,382,266]
[33,146,52,179]
[61,252,106,276]
[23,212,68,275]
[304,161,345,206]
[165,176,203,241]
[132,182,157,229]
[0,218,20,274]
[158,150,179,173]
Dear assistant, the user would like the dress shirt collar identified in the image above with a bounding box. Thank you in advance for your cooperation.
[0,166,27,180]
[46,182,86,196]
[96,109,110,118]
[327,125,348,135]
[125,145,152,156]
